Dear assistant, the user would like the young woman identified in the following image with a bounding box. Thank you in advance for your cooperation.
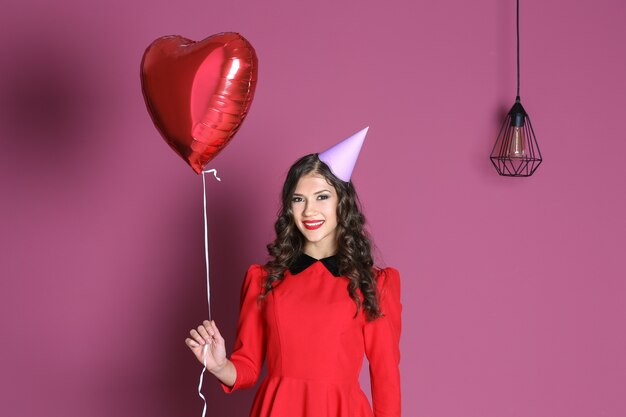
[185,131,402,417]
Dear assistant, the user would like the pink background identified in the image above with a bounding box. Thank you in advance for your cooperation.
[1,0,624,416]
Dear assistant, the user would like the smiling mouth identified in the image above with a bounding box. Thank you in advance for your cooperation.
[303,220,324,230]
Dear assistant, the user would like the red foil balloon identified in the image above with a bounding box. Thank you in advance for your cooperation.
[141,32,258,174]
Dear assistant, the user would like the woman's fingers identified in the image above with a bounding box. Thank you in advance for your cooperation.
[190,329,206,345]
[188,321,221,352]
[186,321,224,368]
[185,337,199,348]
[202,320,216,337]
[209,320,224,342]
[197,324,211,341]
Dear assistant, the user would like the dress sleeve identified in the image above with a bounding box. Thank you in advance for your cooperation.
[363,267,402,417]
[220,264,267,393]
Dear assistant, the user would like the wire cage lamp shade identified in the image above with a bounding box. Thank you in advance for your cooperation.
[490,0,542,177]
[490,96,542,176]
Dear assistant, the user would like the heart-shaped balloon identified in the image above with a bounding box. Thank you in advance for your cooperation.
[141,32,258,174]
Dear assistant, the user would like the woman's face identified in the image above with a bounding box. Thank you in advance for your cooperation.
[291,172,339,255]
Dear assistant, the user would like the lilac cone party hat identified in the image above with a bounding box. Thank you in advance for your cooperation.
[318,126,368,182]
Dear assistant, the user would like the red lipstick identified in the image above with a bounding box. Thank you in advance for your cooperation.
[303,220,324,230]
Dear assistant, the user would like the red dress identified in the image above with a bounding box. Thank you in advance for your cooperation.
[220,256,402,417]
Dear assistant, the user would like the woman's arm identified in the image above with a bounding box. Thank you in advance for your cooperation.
[364,267,402,417]
[186,319,236,387]
[219,264,268,393]
[209,357,236,388]
[185,265,266,392]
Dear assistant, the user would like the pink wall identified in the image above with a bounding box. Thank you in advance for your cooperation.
[1,0,624,416]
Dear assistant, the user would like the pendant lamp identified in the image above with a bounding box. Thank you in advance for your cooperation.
[490,0,542,177]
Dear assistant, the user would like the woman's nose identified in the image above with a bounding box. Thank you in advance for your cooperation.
[303,201,317,216]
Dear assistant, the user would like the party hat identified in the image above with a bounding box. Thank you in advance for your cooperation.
[318,126,368,182]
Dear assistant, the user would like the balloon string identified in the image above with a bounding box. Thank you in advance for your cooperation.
[202,168,221,321]
[198,345,209,417]
[199,169,221,416]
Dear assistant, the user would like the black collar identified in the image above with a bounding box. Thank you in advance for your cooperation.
[289,252,341,277]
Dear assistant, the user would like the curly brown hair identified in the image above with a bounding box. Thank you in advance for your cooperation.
[259,153,383,321]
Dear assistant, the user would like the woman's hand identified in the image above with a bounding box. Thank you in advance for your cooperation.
[185,320,227,372]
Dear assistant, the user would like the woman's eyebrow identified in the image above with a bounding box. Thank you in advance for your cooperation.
[292,189,332,196]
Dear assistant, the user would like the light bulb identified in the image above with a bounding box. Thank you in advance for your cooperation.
[508,125,526,158]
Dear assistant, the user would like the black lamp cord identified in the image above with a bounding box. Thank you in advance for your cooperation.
[516,0,520,101]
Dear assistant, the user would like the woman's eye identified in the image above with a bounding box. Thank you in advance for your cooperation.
[317,194,329,200]
[292,197,303,203]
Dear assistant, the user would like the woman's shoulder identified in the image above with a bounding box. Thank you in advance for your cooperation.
[241,263,269,286]
[245,263,267,275]
[245,263,271,276]
[374,265,400,280]
[373,266,401,293]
